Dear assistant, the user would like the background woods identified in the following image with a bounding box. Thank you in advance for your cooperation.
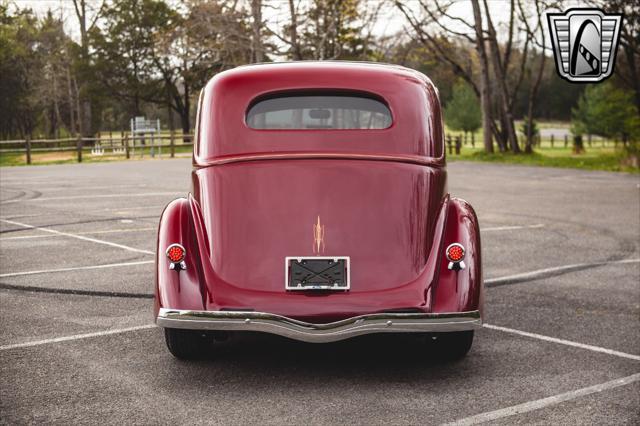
[0,0,638,160]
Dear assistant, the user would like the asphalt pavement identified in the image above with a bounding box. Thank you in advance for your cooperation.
[0,159,638,425]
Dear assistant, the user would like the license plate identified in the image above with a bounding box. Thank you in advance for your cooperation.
[285,257,350,291]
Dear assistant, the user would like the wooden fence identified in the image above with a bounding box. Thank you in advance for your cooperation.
[0,133,194,165]
[0,131,626,165]
[444,132,624,155]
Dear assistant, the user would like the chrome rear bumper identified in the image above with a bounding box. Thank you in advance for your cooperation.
[157,308,482,343]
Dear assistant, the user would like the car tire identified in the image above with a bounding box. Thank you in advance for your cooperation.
[164,328,207,360]
[428,330,474,359]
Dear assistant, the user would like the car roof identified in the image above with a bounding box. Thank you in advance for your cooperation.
[195,61,444,166]
[219,60,433,86]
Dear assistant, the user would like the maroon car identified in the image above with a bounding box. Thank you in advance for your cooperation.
[155,62,483,359]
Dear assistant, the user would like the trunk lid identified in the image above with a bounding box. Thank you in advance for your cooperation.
[193,159,445,293]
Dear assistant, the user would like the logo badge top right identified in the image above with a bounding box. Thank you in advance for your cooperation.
[547,8,623,83]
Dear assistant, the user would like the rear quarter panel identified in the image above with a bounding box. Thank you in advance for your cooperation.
[431,198,483,317]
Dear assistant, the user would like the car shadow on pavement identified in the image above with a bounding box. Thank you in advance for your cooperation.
[160,332,484,383]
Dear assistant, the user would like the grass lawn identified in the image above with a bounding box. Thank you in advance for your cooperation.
[448,145,638,173]
[0,145,192,167]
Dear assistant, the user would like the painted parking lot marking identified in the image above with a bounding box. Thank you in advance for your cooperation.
[445,373,640,426]
[0,205,164,220]
[0,192,177,204]
[0,219,154,255]
[0,260,154,278]
[0,324,156,351]
[0,227,156,241]
[485,323,640,361]
[485,258,640,287]
[482,224,545,232]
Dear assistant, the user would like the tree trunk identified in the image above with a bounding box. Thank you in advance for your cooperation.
[524,0,547,154]
[288,0,303,60]
[66,66,76,135]
[81,99,92,137]
[73,0,93,137]
[471,0,493,153]
[573,135,585,154]
[489,119,506,152]
[483,0,519,153]
[167,89,175,132]
[73,75,82,136]
[251,0,263,63]
[182,66,190,142]
[180,111,190,139]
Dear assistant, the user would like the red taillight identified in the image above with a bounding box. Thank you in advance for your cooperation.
[166,244,185,263]
[446,243,465,262]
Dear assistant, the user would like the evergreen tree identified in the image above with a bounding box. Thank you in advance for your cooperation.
[445,80,481,142]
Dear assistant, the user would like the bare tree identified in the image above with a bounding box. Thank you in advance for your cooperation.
[287,0,303,60]
[270,0,373,61]
[395,0,495,152]
[471,0,494,153]
[518,0,549,153]
[151,0,253,136]
[482,0,519,153]
[396,0,546,153]
[595,0,640,114]
[71,0,104,137]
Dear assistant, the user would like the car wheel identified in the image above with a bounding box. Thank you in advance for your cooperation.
[428,330,474,359]
[164,328,208,360]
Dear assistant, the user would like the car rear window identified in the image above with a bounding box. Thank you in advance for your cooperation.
[246,93,392,130]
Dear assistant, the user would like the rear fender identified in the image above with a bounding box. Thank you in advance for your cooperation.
[430,197,483,317]
[154,197,207,317]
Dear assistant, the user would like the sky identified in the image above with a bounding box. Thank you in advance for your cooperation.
[10,0,591,49]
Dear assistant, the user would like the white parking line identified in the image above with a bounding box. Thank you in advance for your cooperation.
[0,192,177,204]
[100,205,165,212]
[0,324,156,351]
[14,184,151,193]
[444,373,640,426]
[0,260,154,278]
[0,205,164,219]
[482,224,545,232]
[484,323,640,361]
[0,227,156,241]
[485,258,640,286]
[0,219,154,255]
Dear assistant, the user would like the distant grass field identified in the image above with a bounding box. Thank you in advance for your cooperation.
[0,145,192,167]
[448,146,638,173]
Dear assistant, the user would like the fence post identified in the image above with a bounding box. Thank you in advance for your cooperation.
[471,132,475,148]
[455,136,461,155]
[125,134,130,159]
[76,134,83,163]
[25,135,32,165]
[564,134,568,148]
[170,131,175,158]
[588,134,592,147]
[446,134,453,155]
[550,134,554,148]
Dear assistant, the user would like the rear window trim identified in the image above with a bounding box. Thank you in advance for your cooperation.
[245,89,394,131]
